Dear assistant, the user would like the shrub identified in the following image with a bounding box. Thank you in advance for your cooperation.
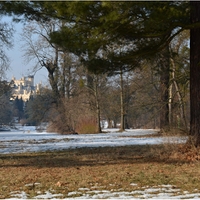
[47,119,77,134]
[75,117,97,134]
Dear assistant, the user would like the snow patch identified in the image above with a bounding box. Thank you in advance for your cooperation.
[0,128,187,154]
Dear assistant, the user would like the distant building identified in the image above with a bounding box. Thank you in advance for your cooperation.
[11,76,42,101]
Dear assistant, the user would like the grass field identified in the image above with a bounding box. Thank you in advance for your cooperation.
[1,143,200,199]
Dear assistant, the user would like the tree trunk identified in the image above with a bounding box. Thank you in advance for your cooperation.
[46,63,60,102]
[60,54,65,98]
[170,58,188,131]
[168,79,173,129]
[119,69,125,132]
[87,73,102,133]
[107,118,113,128]
[190,1,200,146]
[45,47,60,103]
[94,80,102,133]
[159,45,170,132]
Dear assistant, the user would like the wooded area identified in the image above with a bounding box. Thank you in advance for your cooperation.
[0,1,200,145]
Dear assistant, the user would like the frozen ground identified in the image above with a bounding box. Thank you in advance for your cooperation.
[9,184,200,199]
[2,127,198,199]
[0,127,186,154]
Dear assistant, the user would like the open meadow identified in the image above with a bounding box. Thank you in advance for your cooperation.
[1,127,200,199]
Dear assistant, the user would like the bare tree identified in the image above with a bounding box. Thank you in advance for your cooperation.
[21,20,82,133]
[168,30,189,131]
[0,17,13,79]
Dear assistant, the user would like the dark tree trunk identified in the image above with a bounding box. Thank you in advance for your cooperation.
[119,69,125,132]
[190,1,200,146]
[94,81,102,133]
[45,47,60,104]
[159,45,170,132]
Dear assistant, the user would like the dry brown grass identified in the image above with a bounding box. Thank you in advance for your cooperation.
[75,117,97,134]
[1,143,200,198]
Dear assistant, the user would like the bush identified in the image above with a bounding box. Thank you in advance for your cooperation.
[75,117,97,134]
[46,120,75,134]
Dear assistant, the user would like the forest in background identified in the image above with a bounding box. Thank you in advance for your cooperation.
[0,35,190,134]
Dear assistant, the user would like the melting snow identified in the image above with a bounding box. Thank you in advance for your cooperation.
[0,127,186,154]
[1,127,193,199]
[8,184,200,199]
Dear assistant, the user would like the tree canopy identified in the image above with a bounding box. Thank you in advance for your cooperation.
[0,1,191,74]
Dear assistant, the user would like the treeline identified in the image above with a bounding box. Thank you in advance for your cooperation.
[0,83,34,126]
[0,35,189,133]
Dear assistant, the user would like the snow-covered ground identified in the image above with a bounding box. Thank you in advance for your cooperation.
[0,127,186,154]
[2,127,198,199]
[9,184,200,199]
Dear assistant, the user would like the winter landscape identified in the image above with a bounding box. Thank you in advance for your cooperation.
[1,127,200,199]
[1,1,200,199]
[0,127,183,155]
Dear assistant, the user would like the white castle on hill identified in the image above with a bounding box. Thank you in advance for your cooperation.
[11,76,42,101]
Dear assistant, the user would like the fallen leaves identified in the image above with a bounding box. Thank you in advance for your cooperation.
[55,181,62,187]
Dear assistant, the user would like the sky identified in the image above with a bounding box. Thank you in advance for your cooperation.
[3,16,48,85]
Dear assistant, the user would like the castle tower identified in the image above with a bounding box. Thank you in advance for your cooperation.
[11,75,37,101]
[27,75,34,87]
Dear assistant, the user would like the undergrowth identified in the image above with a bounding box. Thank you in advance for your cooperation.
[75,117,97,134]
